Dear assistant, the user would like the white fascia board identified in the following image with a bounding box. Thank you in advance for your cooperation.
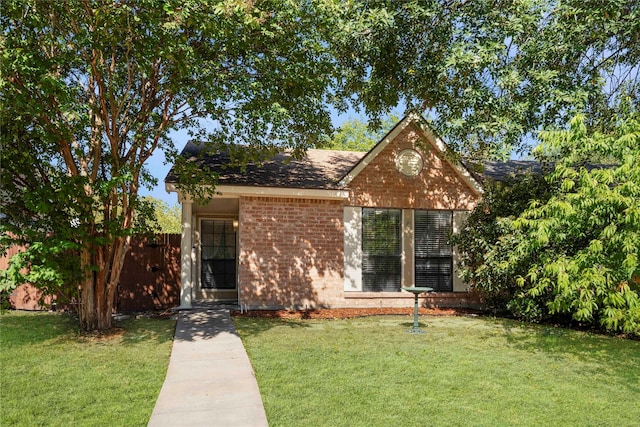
[165,182,177,193]
[338,112,419,187]
[166,182,349,201]
[165,183,194,203]
[211,185,349,200]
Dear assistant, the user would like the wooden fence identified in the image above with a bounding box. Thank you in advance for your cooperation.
[2,234,181,312]
[0,243,55,310]
[116,234,181,312]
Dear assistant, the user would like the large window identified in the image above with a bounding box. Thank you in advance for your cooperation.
[362,208,402,292]
[414,210,453,292]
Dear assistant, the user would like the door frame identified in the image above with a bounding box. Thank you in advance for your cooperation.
[195,216,239,301]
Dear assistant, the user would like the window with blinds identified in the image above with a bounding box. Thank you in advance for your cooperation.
[362,208,402,292]
[414,210,453,292]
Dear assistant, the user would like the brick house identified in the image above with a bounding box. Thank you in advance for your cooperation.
[165,113,486,310]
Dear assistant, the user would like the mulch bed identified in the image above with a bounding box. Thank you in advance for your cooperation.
[231,307,482,320]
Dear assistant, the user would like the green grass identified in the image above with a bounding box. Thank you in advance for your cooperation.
[0,311,176,427]
[234,315,640,427]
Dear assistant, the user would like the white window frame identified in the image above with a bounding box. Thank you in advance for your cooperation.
[344,208,469,293]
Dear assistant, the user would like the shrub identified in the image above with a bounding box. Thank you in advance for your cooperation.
[455,114,640,334]
[452,171,552,314]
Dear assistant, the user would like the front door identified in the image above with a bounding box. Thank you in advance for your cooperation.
[200,219,237,300]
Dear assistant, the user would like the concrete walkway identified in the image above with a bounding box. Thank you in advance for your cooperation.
[148,304,268,427]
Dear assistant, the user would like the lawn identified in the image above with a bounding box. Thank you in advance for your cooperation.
[234,315,640,427]
[0,311,176,427]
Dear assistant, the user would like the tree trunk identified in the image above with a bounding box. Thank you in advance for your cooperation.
[79,266,114,331]
[78,237,129,331]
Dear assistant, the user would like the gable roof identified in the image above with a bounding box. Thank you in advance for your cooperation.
[338,113,484,196]
[165,115,538,193]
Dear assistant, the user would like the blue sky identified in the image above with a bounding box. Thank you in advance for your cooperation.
[140,128,187,206]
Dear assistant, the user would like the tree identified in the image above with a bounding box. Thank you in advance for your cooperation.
[455,114,640,334]
[330,0,640,157]
[1,0,344,331]
[509,114,640,333]
[324,115,399,151]
[144,197,181,234]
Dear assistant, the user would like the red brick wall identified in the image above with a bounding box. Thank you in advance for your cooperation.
[234,124,482,310]
[238,196,345,308]
[348,125,480,210]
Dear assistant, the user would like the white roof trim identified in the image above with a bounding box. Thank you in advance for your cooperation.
[216,185,350,199]
[338,113,419,187]
[337,112,483,196]
[166,183,349,201]
[418,123,484,196]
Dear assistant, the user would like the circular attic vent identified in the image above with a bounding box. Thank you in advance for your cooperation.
[395,149,423,177]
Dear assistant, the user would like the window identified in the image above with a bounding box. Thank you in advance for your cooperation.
[414,210,453,292]
[362,208,402,292]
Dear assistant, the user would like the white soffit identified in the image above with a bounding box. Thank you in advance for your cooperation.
[166,180,349,202]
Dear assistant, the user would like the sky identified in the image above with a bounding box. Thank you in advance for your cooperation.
[139,128,187,206]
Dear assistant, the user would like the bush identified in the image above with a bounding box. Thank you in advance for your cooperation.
[455,115,640,334]
[452,171,552,314]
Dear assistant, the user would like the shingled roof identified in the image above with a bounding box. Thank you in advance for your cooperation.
[165,141,542,190]
[165,141,366,189]
[473,160,542,182]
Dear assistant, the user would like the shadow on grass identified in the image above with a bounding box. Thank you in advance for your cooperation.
[232,316,311,338]
[494,318,639,356]
[0,310,176,348]
[116,317,176,347]
[494,317,640,391]
[0,311,80,346]
[399,321,428,328]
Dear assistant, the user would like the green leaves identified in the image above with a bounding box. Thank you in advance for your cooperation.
[322,115,399,151]
[331,0,640,157]
[455,114,640,334]
[1,0,350,329]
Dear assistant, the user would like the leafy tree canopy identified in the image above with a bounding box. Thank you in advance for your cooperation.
[323,115,399,151]
[331,0,640,158]
[144,197,181,234]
